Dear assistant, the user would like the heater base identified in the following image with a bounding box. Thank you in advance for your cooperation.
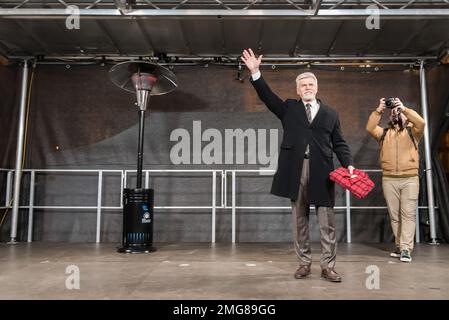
[118,188,156,254]
[117,245,157,254]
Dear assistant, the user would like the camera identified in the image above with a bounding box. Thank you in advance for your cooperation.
[385,97,396,109]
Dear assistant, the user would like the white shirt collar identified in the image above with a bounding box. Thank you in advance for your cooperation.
[304,99,319,109]
[304,99,317,105]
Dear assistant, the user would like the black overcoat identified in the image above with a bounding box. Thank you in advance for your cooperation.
[252,76,354,206]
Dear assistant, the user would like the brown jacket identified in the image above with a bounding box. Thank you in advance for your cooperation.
[366,107,426,177]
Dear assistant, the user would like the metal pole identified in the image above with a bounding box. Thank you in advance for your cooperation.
[232,171,236,243]
[419,60,438,244]
[221,170,224,208]
[212,171,216,243]
[346,190,351,243]
[27,170,35,242]
[96,170,103,243]
[9,60,29,243]
[5,171,13,207]
[145,170,149,189]
[3,8,449,18]
[120,170,124,208]
[224,171,227,208]
[9,54,437,63]
[415,205,420,243]
[136,109,145,189]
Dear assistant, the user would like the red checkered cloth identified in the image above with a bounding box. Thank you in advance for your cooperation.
[329,167,375,199]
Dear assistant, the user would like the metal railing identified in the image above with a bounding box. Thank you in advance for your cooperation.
[124,169,224,243]
[1,167,431,244]
[0,168,223,243]
[224,169,425,243]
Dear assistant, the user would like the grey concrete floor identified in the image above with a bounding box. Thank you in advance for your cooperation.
[0,242,448,300]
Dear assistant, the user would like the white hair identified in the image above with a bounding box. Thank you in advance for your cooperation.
[295,72,318,86]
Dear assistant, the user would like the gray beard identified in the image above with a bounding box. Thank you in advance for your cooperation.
[302,95,315,102]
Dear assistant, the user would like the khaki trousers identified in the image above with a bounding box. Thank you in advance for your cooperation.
[291,159,337,270]
[382,176,419,252]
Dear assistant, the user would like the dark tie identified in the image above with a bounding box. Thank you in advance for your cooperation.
[305,103,312,157]
[305,103,312,123]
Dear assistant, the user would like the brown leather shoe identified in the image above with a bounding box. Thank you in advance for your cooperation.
[321,268,342,282]
[294,265,311,279]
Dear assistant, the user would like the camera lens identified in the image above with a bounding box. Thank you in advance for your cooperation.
[385,97,395,108]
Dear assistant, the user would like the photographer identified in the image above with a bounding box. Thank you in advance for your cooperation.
[366,98,426,263]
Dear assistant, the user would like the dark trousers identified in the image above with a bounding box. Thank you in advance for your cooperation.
[291,159,337,270]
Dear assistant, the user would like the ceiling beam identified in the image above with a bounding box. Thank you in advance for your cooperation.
[326,20,345,55]
[289,20,305,56]
[96,20,123,55]
[7,54,437,62]
[396,20,431,55]
[2,9,449,18]
[135,19,155,55]
[360,20,389,55]
[178,19,193,55]
[313,0,323,15]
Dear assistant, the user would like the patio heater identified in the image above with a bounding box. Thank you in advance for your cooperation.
[109,61,177,253]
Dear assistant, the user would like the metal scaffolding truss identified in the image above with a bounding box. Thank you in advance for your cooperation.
[1,0,448,62]
[1,0,449,17]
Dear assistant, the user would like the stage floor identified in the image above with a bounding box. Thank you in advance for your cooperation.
[0,242,448,300]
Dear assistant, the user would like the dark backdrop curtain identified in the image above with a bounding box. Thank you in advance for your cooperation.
[1,63,448,243]
[0,64,20,167]
[431,96,449,242]
[0,64,20,241]
[428,64,449,242]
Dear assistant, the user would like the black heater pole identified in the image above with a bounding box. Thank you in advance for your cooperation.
[136,109,145,189]
[118,105,155,254]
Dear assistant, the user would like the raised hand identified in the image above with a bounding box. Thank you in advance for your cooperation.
[377,98,386,114]
[393,98,405,112]
[241,48,263,75]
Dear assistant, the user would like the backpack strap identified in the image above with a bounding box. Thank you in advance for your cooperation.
[406,126,418,150]
[379,127,389,144]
